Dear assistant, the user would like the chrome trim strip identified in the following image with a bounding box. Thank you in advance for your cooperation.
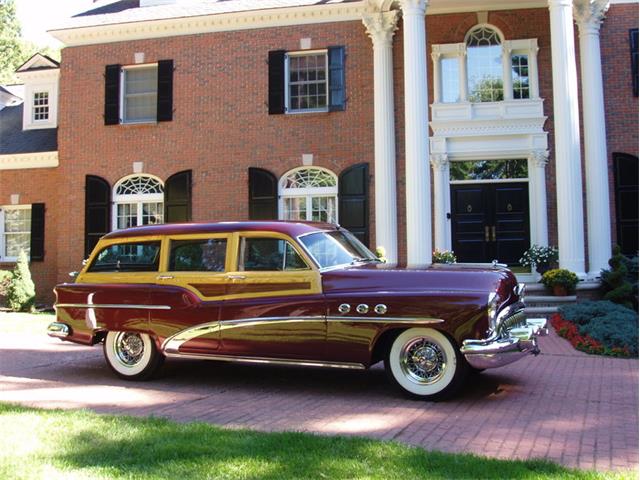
[55,303,171,310]
[163,351,366,370]
[219,316,325,326]
[327,316,444,324]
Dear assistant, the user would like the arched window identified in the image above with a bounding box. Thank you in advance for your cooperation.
[279,167,338,223]
[466,25,504,102]
[113,174,164,230]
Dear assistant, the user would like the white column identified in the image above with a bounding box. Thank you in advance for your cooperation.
[574,0,612,277]
[362,10,401,266]
[548,0,586,276]
[430,154,449,251]
[458,44,468,102]
[400,0,432,267]
[529,40,541,99]
[529,150,550,247]
[502,41,514,101]
[431,50,441,103]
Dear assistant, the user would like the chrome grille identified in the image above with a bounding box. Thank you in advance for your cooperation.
[497,310,526,337]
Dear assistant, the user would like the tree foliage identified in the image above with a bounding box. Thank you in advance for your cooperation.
[6,251,36,312]
[0,0,60,84]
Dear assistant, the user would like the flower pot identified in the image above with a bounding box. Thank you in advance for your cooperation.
[553,285,569,296]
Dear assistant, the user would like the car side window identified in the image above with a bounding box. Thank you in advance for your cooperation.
[169,238,227,272]
[240,238,309,271]
[88,241,161,272]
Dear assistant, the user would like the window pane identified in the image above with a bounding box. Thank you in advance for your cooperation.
[467,44,503,102]
[449,159,528,181]
[88,241,161,272]
[33,91,49,121]
[4,208,31,233]
[242,238,307,271]
[124,66,158,122]
[117,203,137,229]
[142,202,164,225]
[511,54,530,100]
[169,239,227,272]
[283,197,307,221]
[124,94,157,122]
[440,57,460,103]
[125,68,158,95]
[311,196,336,223]
[5,233,30,258]
[287,52,328,112]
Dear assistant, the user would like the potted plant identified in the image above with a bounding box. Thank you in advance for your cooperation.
[541,268,579,296]
[519,244,559,274]
[433,249,457,264]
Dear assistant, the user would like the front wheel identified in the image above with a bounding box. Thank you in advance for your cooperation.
[103,331,164,380]
[385,328,466,400]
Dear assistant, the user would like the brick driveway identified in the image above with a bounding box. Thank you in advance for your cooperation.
[0,327,637,472]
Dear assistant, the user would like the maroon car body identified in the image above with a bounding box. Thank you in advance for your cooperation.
[49,221,546,399]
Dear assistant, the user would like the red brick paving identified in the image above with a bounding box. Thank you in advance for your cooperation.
[0,328,637,472]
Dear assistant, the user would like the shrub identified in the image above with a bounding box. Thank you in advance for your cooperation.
[601,246,638,311]
[6,251,35,312]
[541,268,579,293]
[557,301,638,356]
[0,270,11,297]
[433,249,456,264]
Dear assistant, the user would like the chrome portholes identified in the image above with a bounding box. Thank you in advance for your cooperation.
[338,303,351,314]
[399,337,447,385]
[374,304,388,315]
[356,304,369,314]
[113,332,146,367]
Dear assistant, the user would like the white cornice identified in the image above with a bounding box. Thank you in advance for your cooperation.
[0,152,59,170]
[49,2,368,46]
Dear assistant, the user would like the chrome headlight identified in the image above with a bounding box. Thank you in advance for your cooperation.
[487,292,499,333]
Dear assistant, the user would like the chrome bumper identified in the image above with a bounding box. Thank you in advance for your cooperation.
[460,317,548,370]
[47,322,70,338]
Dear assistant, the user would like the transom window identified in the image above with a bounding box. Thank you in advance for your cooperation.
[279,167,338,224]
[122,65,158,123]
[450,159,529,182]
[113,175,164,230]
[0,206,31,261]
[32,92,49,121]
[466,26,503,102]
[285,51,328,113]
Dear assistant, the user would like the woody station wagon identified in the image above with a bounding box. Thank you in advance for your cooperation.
[49,221,547,400]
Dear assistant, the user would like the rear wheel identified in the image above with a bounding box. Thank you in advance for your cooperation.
[103,331,164,380]
[385,328,466,400]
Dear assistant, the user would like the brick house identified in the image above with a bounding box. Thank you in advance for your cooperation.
[0,0,637,304]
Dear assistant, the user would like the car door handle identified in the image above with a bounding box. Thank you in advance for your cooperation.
[484,226,490,242]
[226,274,246,280]
[156,275,174,280]
[491,226,497,242]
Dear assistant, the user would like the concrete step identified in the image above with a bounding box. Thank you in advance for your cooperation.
[524,306,559,315]
[526,295,577,303]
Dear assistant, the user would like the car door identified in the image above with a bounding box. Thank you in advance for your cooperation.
[150,233,232,354]
[218,231,326,360]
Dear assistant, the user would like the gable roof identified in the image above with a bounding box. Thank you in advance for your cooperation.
[0,104,57,155]
[52,0,359,30]
[15,53,60,73]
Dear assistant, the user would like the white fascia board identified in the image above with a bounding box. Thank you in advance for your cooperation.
[0,152,59,170]
[427,0,547,14]
[48,1,368,47]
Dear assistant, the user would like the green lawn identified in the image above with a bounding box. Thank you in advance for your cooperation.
[0,311,54,335]
[0,404,634,480]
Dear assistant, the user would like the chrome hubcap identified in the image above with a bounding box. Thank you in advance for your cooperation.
[114,332,145,366]
[400,338,446,385]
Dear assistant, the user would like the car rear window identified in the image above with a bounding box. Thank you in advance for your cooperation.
[88,241,161,272]
[169,238,227,272]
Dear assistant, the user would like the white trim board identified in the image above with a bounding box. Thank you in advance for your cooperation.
[0,152,59,170]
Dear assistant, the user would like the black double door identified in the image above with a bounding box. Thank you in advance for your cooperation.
[450,182,530,265]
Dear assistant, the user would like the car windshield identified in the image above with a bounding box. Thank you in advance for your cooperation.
[299,230,379,269]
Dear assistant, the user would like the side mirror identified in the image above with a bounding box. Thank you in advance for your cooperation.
[69,271,79,278]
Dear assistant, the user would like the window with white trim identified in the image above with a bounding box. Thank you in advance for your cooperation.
[121,65,158,123]
[285,51,329,113]
[0,206,31,261]
[113,175,164,230]
[279,167,338,223]
[32,91,49,121]
[434,25,539,104]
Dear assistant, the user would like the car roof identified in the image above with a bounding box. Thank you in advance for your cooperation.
[102,220,338,240]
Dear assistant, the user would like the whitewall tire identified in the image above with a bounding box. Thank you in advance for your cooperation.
[385,328,466,400]
[103,331,163,380]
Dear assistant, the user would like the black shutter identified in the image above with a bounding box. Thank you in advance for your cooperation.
[630,29,638,97]
[328,46,346,112]
[268,50,286,114]
[85,175,111,257]
[248,168,278,220]
[29,203,45,262]
[157,59,174,121]
[339,163,369,246]
[104,64,121,125]
[165,170,192,223]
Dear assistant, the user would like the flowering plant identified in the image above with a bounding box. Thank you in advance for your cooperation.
[541,268,579,292]
[433,249,457,264]
[519,244,558,268]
